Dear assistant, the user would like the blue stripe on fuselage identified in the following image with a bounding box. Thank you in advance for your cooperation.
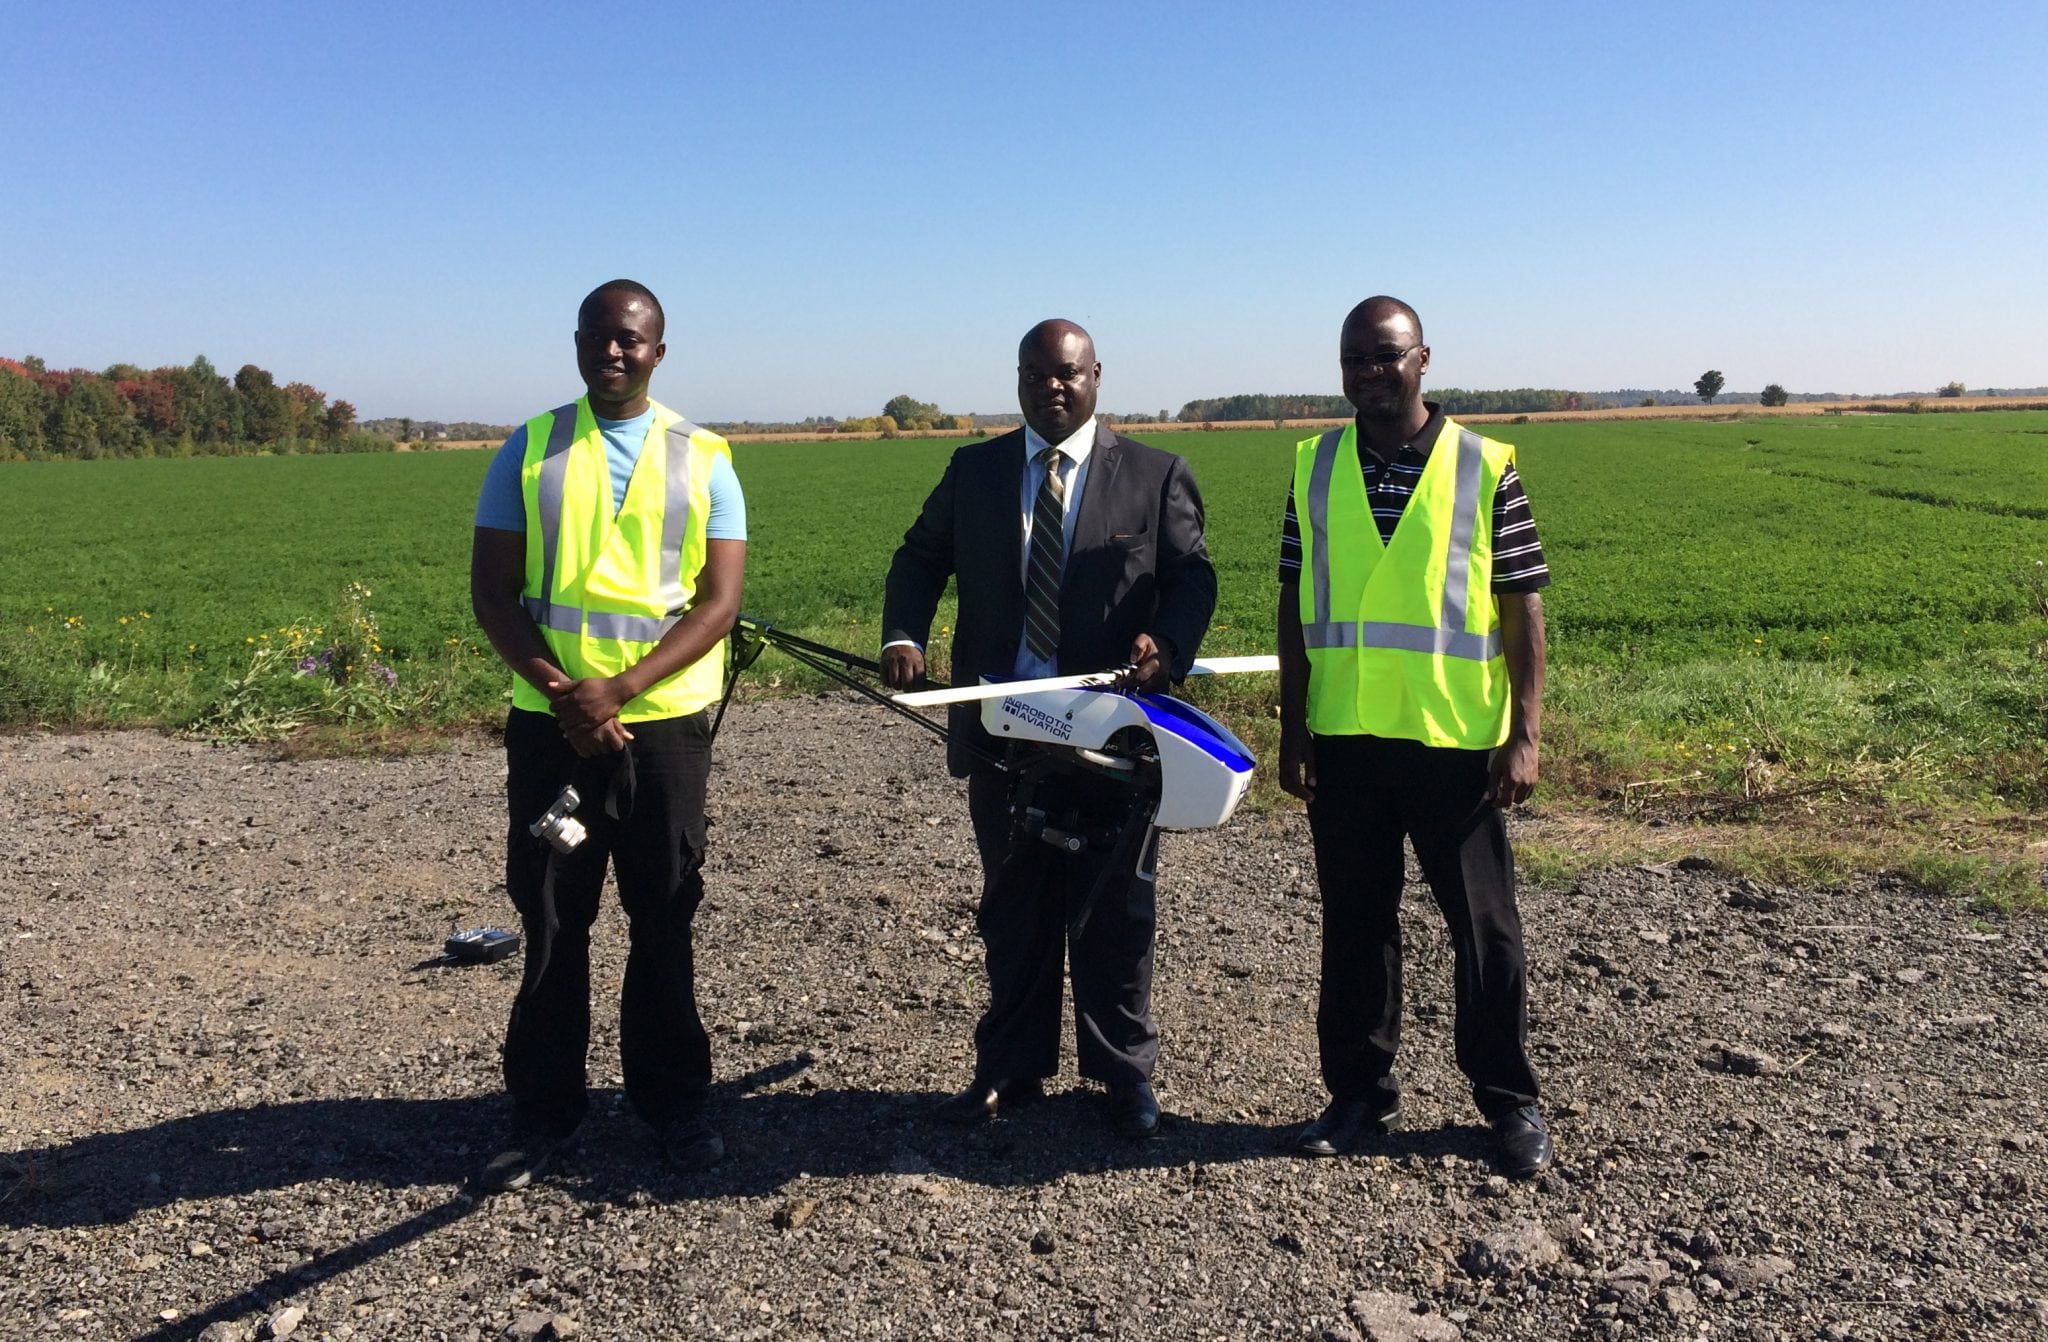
[1133,693,1255,772]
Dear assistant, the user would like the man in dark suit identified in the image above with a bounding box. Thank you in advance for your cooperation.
[881,318,1216,1139]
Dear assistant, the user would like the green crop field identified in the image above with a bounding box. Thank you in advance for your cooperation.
[4,413,2046,893]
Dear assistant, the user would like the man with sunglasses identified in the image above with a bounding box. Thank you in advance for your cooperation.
[1275,296,1555,1178]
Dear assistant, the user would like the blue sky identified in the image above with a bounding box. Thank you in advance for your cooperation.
[4,2,2044,422]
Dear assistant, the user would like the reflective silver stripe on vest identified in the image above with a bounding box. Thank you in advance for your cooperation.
[1305,428,1343,631]
[585,610,679,642]
[524,404,582,636]
[1302,424,1499,662]
[656,420,702,614]
[1440,428,1484,633]
[1302,620,1501,660]
[522,595,578,635]
[520,599,676,645]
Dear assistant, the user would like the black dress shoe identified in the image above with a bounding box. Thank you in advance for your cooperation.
[657,1111,726,1171]
[934,1076,1044,1125]
[473,1121,580,1193]
[1108,1080,1160,1140]
[1295,1098,1404,1157]
[1492,1105,1554,1178]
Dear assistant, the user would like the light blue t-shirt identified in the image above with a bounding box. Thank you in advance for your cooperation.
[473,407,746,539]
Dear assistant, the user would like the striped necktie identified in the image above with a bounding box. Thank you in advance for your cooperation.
[1023,445,1067,663]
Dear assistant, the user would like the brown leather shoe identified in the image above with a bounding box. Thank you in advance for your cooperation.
[934,1076,1045,1125]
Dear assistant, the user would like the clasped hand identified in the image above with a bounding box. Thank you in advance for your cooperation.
[547,676,635,756]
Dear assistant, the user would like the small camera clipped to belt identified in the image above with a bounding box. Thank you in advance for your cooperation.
[530,784,587,852]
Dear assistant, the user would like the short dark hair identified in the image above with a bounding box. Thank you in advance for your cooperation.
[1343,295,1422,344]
[581,279,665,338]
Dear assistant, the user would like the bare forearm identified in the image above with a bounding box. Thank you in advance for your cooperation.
[612,538,746,701]
[1501,592,1545,745]
[472,580,567,696]
[1277,582,1310,732]
[1275,580,1319,801]
[613,599,738,700]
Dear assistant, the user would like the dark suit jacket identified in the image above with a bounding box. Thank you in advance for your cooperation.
[883,422,1217,776]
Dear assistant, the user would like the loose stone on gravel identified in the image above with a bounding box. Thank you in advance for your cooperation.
[1726,883,1785,913]
[1347,1290,1461,1341]
[772,1196,818,1230]
[1459,1221,1562,1277]
[1703,1253,1797,1293]
[1696,1040,1782,1075]
[1659,1284,1700,1316]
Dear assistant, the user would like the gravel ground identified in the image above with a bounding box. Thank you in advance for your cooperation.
[3,695,2045,1342]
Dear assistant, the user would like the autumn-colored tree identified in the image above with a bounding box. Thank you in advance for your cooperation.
[118,377,181,435]
[282,381,328,442]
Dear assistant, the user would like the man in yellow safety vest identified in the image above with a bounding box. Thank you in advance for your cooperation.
[1276,295,1554,1178]
[469,279,746,1190]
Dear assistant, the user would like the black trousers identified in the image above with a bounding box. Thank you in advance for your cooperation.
[965,762,1160,1087]
[501,707,713,1137]
[1306,733,1539,1120]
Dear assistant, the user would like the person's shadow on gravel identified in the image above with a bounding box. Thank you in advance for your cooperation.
[541,1056,1505,1205]
[0,1094,502,1230]
[0,1052,1496,1228]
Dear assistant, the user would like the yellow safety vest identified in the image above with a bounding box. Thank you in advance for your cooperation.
[1293,418,1513,748]
[513,397,728,722]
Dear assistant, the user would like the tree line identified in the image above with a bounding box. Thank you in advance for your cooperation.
[0,355,389,461]
[1176,388,1622,422]
[358,418,515,443]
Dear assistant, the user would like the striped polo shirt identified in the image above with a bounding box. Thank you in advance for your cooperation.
[1278,405,1550,593]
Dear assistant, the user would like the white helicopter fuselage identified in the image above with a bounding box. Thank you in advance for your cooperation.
[982,685,1256,830]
